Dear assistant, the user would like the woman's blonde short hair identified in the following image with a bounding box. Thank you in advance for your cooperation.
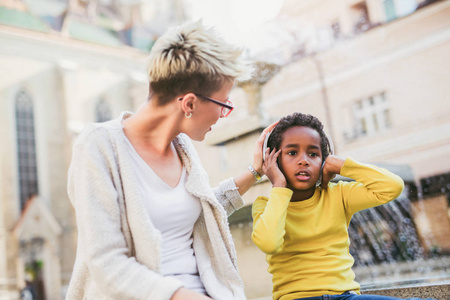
[147,20,252,105]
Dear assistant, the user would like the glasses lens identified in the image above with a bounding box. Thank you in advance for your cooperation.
[222,100,234,117]
[222,107,231,117]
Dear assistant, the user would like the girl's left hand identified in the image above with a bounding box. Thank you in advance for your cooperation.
[252,120,279,175]
[320,155,345,188]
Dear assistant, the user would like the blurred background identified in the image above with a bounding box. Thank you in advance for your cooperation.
[0,0,449,299]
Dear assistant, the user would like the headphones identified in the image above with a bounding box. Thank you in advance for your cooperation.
[262,130,335,187]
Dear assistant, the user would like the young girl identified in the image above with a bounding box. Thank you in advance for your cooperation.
[252,112,429,300]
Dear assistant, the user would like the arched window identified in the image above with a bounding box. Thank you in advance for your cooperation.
[15,89,39,210]
[95,99,112,122]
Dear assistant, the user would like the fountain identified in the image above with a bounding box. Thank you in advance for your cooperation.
[346,180,450,292]
[349,195,425,267]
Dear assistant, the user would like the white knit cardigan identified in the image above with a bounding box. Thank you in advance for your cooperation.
[66,113,247,300]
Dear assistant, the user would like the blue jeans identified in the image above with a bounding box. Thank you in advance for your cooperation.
[294,291,435,300]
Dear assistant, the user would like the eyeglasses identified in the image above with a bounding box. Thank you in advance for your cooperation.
[195,94,234,118]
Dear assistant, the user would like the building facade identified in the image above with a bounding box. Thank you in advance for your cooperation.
[1,0,449,299]
[194,0,450,298]
[0,0,179,298]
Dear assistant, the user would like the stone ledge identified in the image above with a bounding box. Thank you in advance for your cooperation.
[363,283,449,299]
[249,283,450,300]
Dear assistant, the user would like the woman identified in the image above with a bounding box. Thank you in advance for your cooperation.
[66,21,275,300]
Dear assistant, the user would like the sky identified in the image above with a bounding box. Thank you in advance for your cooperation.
[186,0,286,58]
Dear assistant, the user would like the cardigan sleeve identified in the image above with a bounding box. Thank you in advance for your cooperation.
[177,132,244,217]
[67,127,184,300]
[213,178,245,216]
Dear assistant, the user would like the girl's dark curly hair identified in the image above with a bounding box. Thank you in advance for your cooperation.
[267,112,331,161]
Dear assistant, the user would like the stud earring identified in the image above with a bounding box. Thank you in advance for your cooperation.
[185,112,192,118]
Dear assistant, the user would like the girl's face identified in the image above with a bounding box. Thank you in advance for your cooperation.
[278,126,323,198]
[189,80,234,141]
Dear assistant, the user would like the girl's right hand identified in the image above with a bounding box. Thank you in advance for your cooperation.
[263,148,286,188]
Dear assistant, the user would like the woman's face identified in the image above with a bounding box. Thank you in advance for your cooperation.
[189,80,234,141]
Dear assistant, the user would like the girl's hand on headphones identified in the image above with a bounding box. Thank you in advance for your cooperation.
[320,155,345,188]
[263,148,286,188]
[253,121,279,175]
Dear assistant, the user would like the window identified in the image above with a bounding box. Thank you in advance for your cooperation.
[95,99,112,122]
[384,0,397,22]
[353,92,391,137]
[15,90,39,210]
[384,0,418,22]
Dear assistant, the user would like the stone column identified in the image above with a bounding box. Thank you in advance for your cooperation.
[238,61,281,120]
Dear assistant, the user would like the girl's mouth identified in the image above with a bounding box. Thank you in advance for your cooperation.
[295,171,310,181]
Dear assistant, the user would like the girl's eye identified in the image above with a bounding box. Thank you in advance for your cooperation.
[310,152,319,157]
[287,150,297,156]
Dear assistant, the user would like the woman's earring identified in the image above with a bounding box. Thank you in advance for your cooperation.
[185,112,192,118]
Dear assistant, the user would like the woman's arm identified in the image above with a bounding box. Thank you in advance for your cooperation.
[234,121,279,195]
[214,121,279,216]
[171,288,212,300]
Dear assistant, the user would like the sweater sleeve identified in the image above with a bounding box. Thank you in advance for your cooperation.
[340,157,405,217]
[68,129,184,300]
[213,178,245,216]
[177,133,244,217]
[251,188,293,254]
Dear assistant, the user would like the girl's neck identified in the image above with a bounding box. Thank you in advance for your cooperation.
[290,187,316,202]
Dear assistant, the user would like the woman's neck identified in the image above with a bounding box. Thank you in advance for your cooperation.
[122,100,182,157]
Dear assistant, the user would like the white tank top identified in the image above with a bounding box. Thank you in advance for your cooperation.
[125,138,206,294]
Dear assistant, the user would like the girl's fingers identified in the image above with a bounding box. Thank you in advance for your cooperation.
[268,148,276,161]
[273,149,281,159]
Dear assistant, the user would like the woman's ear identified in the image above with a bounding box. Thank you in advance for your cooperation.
[179,93,196,115]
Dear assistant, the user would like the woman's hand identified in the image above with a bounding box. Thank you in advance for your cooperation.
[263,148,286,188]
[252,121,279,175]
[171,288,213,300]
[233,121,279,195]
[320,155,345,188]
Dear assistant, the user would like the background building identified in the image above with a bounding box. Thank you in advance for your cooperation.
[0,0,449,299]
[195,0,450,298]
[0,0,184,298]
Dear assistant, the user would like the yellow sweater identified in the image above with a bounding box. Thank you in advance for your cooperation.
[251,157,404,300]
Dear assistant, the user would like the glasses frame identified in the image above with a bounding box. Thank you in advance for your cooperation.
[195,94,234,118]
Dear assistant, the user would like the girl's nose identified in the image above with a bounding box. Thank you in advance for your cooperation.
[298,156,309,166]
